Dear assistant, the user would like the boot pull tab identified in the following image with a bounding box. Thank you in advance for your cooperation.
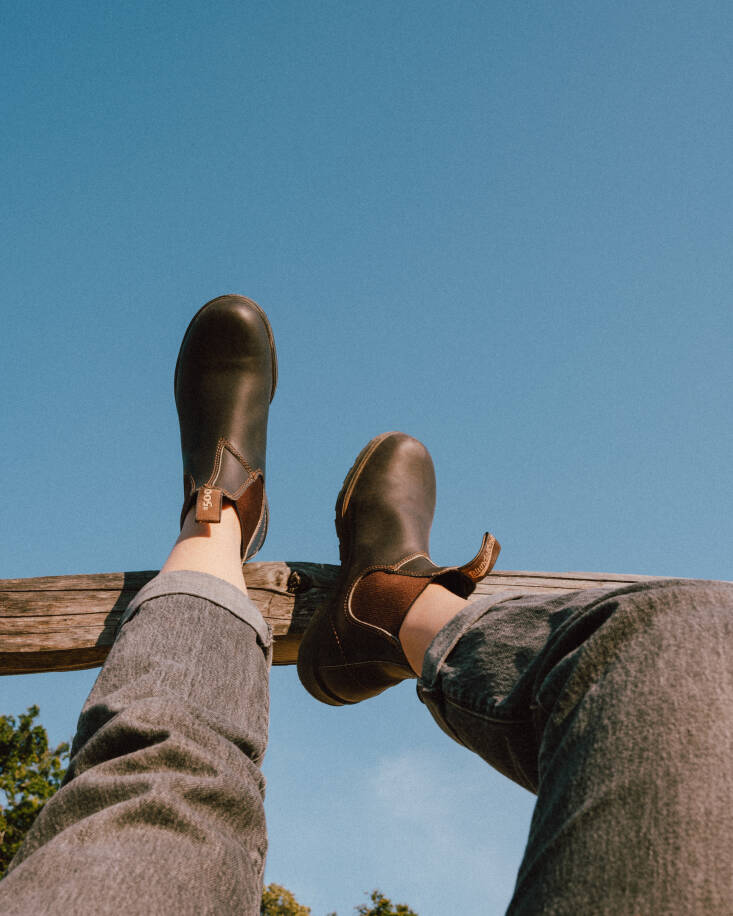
[459,532,501,583]
[196,486,223,523]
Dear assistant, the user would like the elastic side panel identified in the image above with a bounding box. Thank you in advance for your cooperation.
[352,571,433,638]
[236,476,265,558]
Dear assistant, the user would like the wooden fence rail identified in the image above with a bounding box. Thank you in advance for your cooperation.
[0,564,681,676]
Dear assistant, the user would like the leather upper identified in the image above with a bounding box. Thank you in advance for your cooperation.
[174,294,277,558]
[297,431,501,705]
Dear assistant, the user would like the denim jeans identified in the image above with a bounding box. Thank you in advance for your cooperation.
[2,573,732,914]
[419,578,733,914]
[0,572,272,916]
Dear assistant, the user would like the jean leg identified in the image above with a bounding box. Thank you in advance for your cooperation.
[419,580,733,915]
[0,572,271,916]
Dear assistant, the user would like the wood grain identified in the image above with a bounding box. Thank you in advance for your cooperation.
[0,563,683,675]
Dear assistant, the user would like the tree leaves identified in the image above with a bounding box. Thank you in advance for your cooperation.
[0,705,69,877]
[355,889,419,916]
[262,885,418,915]
[261,883,313,915]
[0,708,418,916]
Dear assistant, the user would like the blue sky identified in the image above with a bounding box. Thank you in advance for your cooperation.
[2,2,733,913]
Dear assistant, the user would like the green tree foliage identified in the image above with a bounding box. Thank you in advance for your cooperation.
[355,889,418,916]
[0,708,418,916]
[261,883,312,915]
[0,705,69,877]
[264,886,417,916]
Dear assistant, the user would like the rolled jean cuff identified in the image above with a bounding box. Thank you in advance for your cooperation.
[118,570,272,650]
[418,591,516,690]
[416,589,526,758]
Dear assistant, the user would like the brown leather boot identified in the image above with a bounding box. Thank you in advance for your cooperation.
[297,431,500,705]
[175,294,277,560]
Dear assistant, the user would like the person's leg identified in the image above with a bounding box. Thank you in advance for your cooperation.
[298,430,733,913]
[417,578,733,914]
[0,507,271,916]
[1,294,278,915]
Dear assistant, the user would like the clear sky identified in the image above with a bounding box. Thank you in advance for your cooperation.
[2,2,733,913]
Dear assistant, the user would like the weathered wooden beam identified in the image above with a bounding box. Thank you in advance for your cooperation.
[0,564,678,676]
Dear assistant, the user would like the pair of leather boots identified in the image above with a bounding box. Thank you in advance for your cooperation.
[176,295,500,705]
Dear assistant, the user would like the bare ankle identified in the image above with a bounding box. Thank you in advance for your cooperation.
[398,584,468,676]
[161,504,248,595]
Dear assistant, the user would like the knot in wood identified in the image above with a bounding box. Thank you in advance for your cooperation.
[286,569,312,594]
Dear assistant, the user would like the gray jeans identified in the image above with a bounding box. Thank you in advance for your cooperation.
[2,573,733,914]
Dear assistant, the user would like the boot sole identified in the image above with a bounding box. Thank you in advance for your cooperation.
[334,431,401,563]
[296,609,357,706]
[298,432,401,706]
